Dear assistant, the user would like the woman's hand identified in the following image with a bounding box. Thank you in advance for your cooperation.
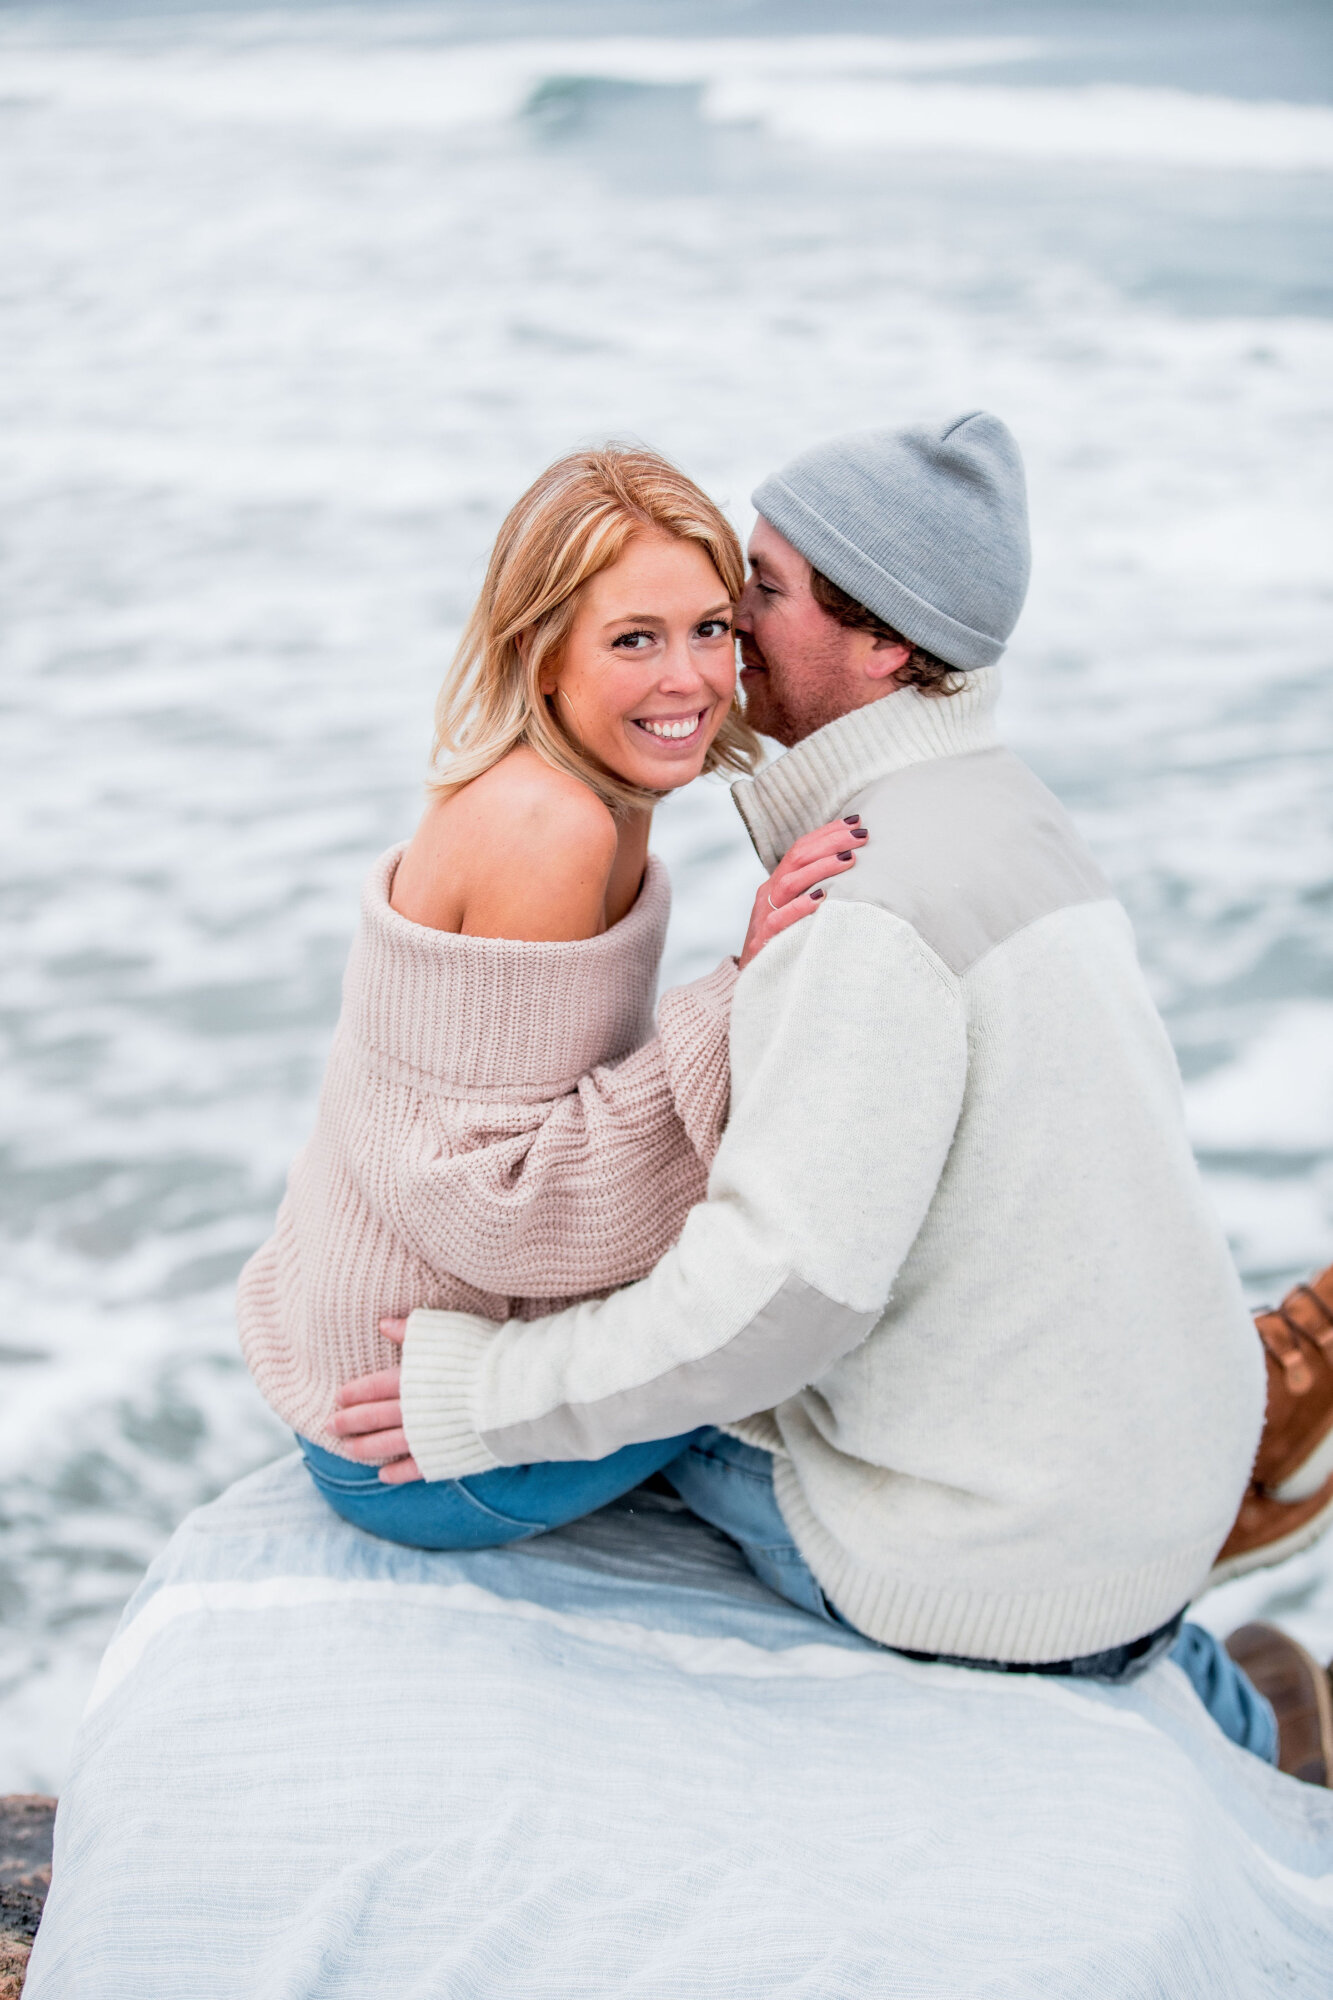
[329,1317,423,1484]
[738,815,868,970]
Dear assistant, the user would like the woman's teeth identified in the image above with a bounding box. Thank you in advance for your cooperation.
[637,714,702,740]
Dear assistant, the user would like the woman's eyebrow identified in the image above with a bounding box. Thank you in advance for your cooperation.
[602,601,732,627]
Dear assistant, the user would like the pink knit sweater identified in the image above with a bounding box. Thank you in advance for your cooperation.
[237,846,736,1455]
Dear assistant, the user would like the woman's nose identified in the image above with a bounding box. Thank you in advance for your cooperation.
[656,640,708,692]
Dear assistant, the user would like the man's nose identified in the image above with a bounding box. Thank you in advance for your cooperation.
[734,576,759,634]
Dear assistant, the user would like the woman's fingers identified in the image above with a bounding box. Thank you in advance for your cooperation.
[768,818,869,909]
[739,880,829,968]
[378,1316,408,1345]
[340,1427,409,1462]
[336,1367,402,1410]
[770,852,855,907]
[378,1453,424,1486]
[330,1396,402,1437]
[781,816,868,873]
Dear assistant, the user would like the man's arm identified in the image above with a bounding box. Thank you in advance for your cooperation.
[401,901,968,1478]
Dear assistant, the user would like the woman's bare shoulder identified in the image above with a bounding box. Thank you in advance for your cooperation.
[391,748,618,941]
[465,746,614,828]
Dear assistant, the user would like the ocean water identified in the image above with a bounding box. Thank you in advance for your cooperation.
[1,0,1331,1791]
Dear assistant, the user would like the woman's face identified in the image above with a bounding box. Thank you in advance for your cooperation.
[539,532,736,795]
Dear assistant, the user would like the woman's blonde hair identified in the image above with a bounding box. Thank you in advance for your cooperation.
[429,444,761,815]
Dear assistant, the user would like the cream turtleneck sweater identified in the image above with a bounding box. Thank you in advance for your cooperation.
[400,673,1264,1664]
[237,851,736,1455]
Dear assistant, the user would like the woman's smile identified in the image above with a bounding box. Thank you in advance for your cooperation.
[633,710,708,744]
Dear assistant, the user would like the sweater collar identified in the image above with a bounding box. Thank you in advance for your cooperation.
[348,849,670,1098]
[731,668,1001,871]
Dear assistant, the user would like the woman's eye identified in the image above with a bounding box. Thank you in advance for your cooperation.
[612,629,656,651]
[697,619,732,640]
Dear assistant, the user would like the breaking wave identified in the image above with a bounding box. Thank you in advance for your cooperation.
[4,34,1332,171]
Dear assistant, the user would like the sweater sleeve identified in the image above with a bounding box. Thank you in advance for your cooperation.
[400,903,968,1478]
[388,958,736,1300]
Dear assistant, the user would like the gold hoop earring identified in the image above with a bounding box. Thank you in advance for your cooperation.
[556,687,584,744]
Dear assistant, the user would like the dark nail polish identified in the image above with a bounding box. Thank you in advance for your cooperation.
[837,850,852,861]
[810,887,825,900]
[843,814,860,824]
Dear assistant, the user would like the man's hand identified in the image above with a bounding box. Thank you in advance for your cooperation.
[330,1316,424,1484]
[739,815,868,970]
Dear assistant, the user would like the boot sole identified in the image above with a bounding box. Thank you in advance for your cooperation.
[1208,1479,1333,1588]
[1273,1419,1333,1502]
[1224,1622,1333,1785]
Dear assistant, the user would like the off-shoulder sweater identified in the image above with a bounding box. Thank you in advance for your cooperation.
[236,848,736,1455]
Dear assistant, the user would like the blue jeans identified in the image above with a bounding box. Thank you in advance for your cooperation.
[297,1429,699,1546]
[299,1429,1277,1763]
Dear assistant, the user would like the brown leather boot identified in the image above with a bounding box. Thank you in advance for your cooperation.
[1209,1263,1333,1587]
[1224,1623,1333,1785]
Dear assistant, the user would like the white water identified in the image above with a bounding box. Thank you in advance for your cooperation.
[2,2,1331,1789]
[6,32,1333,167]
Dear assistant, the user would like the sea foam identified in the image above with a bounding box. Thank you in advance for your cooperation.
[4,35,1332,170]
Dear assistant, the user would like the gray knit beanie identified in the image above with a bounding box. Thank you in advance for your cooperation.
[751,412,1030,671]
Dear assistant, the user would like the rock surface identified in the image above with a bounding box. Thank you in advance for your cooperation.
[0,1799,55,1999]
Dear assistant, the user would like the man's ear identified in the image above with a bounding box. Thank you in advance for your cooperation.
[864,636,912,684]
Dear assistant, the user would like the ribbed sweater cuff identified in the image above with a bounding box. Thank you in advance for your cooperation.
[400,1309,503,1480]
[686,955,739,1012]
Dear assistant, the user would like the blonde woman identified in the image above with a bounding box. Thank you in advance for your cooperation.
[238,445,863,1546]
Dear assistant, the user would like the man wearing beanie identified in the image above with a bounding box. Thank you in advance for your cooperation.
[385,414,1330,1774]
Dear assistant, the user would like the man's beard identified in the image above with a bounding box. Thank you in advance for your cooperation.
[739,636,851,748]
[741,673,801,748]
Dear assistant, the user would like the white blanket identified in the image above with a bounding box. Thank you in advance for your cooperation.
[26,1456,1333,1997]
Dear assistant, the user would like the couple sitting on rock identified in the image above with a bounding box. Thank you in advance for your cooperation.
[238,417,1333,1787]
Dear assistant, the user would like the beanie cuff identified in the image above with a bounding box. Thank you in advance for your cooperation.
[752,474,1006,672]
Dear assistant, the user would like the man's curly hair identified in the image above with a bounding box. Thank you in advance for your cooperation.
[809,568,964,695]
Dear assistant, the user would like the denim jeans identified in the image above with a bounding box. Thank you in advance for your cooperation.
[299,1428,1277,1764]
[297,1430,698,1546]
